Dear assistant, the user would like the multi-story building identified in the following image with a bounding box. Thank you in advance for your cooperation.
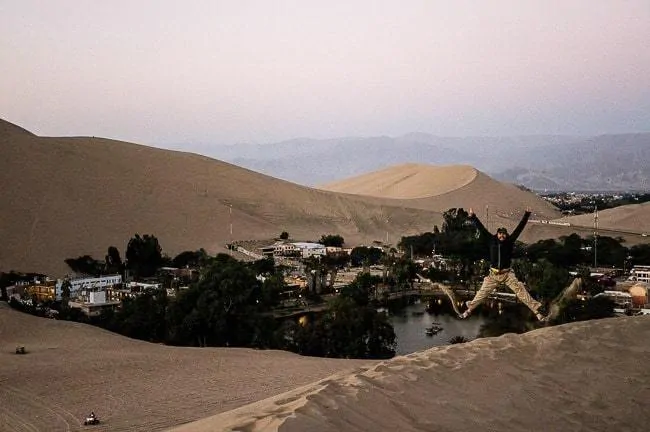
[292,242,327,258]
[55,275,122,300]
[629,265,650,283]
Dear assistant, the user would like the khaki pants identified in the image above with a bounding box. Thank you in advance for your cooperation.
[467,270,541,314]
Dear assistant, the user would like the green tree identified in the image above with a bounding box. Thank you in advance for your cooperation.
[60,279,72,308]
[105,246,123,274]
[166,254,271,347]
[319,234,345,247]
[64,255,105,276]
[125,234,164,278]
[172,249,208,269]
[340,272,380,306]
[629,244,650,265]
[350,246,383,267]
[555,297,615,323]
[513,259,570,301]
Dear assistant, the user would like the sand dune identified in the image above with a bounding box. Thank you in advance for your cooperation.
[0,302,368,431]
[319,164,479,199]
[559,201,650,234]
[172,315,650,432]
[319,163,562,241]
[0,119,445,276]
[4,117,642,277]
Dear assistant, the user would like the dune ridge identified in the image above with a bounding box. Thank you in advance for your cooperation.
[318,164,479,199]
[0,118,567,276]
[559,201,650,233]
[0,119,445,276]
[0,302,369,431]
[172,316,650,432]
[319,164,561,233]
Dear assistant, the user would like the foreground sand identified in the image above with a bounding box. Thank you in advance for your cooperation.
[172,315,650,432]
[0,303,368,431]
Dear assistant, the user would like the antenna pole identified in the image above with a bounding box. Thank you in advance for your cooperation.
[594,204,598,268]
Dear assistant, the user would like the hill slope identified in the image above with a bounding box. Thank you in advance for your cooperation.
[0,119,443,276]
[0,303,366,431]
[172,316,650,432]
[319,163,562,238]
[560,201,650,234]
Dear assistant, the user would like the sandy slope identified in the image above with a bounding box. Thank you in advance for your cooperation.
[319,163,562,242]
[319,164,479,199]
[172,315,650,432]
[559,201,650,234]
[0,119,443,276]
[0,303,368,432]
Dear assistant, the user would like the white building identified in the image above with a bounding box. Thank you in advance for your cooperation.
[56,275,122,300]
[274,242,299,256]
[629,265,650,283]
[292,242,327,258]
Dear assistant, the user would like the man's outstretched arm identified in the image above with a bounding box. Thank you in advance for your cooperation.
[510,207,532,241]
[467,208,491,238]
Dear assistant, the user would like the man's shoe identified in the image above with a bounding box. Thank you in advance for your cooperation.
[535,304,549,322]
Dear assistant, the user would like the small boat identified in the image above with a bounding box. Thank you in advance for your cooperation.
[425,324,444,336]
[411,310,425,316]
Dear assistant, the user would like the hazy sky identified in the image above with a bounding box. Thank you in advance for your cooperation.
[2,0,649,146]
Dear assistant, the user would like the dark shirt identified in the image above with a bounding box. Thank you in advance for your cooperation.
[470,211,531,270]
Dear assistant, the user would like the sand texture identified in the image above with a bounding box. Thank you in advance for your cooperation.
[0,303,369,431]
[173,315,650,432]
[560,201,650,234]
[1,119,563,277]
[0,119,439,276]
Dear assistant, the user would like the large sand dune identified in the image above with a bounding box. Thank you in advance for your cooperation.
[0,303,368,431]
[172,315,650,432]
[319,164,480,199]
[0,119,445,276]
[319,163,562,240]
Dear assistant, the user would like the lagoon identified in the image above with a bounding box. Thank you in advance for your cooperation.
[389,302,488,356]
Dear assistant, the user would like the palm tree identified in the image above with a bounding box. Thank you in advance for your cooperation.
[448,335,469,344]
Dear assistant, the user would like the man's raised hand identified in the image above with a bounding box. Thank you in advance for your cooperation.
[468,207,474,217]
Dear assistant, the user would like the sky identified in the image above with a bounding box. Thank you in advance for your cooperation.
[1,0,650,147]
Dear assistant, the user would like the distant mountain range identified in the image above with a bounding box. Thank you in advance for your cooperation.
[198,133,650,192]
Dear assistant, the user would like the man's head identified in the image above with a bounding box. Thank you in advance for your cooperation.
[496,227,508,241]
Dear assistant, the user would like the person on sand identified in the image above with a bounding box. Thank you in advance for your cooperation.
[458,207,547,322]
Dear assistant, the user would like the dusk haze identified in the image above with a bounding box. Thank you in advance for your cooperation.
[2,0,649,146]
[2,2,650,432]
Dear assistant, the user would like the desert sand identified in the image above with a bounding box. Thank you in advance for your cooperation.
[319,164,480,199]
[560,201,650,234]
[2,119,566,277]
[0,302,368,431]
[4,301,648,432]
[0,118,438,276]
[172,315,650,432]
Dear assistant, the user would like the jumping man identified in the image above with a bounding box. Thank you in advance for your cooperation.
[459,207,547,321]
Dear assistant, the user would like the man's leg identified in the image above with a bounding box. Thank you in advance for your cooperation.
[504,271,544,319]
[461,274,499,317]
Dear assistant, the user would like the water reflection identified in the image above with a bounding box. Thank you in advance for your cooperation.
[389,302,487,356]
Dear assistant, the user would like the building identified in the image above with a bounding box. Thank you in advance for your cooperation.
[56,275,122,300]
[629,266,650,283]
[68,298,120,317]
[292,242,327,258]
[20,280,57,302]
[593,290,633,308]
